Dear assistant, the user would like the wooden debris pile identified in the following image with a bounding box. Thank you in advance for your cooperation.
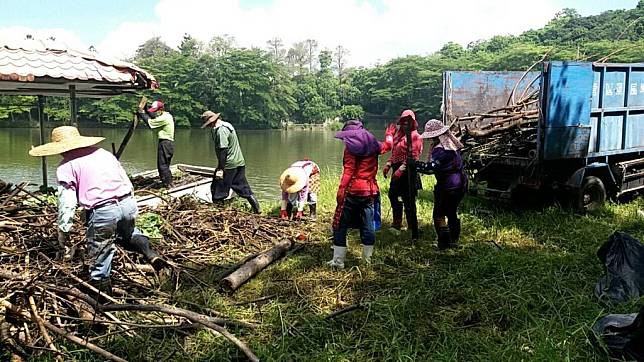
[0,182,300,361]
[131,172,204,190]
[455,90,540,158]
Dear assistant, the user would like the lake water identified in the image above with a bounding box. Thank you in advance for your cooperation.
[0,125,386,201]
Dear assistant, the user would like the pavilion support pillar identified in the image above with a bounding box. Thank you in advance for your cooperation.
[69,85,77,126]
[37,95,47,188]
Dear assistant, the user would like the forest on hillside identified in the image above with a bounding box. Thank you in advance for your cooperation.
[1,1,643,128]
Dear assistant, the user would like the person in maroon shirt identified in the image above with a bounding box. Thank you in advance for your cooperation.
[415,120,467,250]
[382,110,423,241]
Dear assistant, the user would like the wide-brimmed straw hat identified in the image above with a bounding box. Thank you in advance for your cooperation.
[280,167,307,194]
[420,119,449,139]
[201,110,221,128]
[28,126,105,157]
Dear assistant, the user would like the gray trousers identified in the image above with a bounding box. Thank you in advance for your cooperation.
[86,196,153,281]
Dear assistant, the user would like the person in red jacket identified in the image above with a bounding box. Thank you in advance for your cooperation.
[382,109,423,241]
[328,120,395,269]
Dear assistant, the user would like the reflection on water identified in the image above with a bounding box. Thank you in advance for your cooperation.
[1,126,391,201]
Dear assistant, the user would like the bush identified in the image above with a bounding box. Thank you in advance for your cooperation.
[338,105,364,121]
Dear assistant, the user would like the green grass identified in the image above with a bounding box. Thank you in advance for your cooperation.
[92,173,644,360]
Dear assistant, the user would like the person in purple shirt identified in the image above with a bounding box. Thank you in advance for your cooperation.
[415,120,468,250]
[29,126,167,293]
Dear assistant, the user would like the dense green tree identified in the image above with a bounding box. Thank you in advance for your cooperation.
[3,3,643,128]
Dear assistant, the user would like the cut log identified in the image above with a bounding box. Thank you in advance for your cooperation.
[222,239,292,292]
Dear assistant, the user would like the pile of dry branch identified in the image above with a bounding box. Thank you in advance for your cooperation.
[0,182,300,361]
[455,88,540,158]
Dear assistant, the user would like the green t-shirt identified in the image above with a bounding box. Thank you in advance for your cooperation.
[212,121,245,169]
[147,112,175,141]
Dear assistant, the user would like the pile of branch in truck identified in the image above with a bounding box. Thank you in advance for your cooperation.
[455,90,540,158]
[0,182,301,362]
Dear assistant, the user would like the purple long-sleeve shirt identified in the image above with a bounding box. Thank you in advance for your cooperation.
[416,147,467,191]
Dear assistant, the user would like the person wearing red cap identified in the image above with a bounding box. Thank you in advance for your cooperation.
[137,100,175,188]
[382,109,423,241]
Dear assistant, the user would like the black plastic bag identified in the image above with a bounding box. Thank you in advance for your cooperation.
[592,305,644,361]
[595,232,644,303]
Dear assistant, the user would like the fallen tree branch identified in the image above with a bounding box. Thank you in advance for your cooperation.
[325,304,364,320]
[100,303,259,362]
[222,239,293,292]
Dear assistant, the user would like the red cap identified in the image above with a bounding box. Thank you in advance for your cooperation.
[148,100,165,112]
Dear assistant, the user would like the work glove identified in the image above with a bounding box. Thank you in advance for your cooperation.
[392,164,406,180]
[135,109,149,122]
[382,162,392,178]
[294,210,304,221]
[57,230,73,260]
[384,123,396,144]
[57,229,68,246]
[279,209,289,220]
[214,169,225,180]
[144,104,158,119]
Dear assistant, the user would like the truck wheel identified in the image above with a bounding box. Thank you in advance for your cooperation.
[576,176,606,212]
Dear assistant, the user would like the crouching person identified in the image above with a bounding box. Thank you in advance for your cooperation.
[328,120,384,268]
[29,126,167,294]
[279,160,320,221]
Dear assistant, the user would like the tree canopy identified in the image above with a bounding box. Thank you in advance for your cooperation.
[1,2,643,127]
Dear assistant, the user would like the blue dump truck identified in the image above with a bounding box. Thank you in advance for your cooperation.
[444,61,644,211]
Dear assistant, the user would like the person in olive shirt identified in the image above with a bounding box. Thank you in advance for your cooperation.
[137,100,175,188]
[201,110,260,214]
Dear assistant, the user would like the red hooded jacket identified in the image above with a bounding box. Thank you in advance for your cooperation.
[387,109,423,165]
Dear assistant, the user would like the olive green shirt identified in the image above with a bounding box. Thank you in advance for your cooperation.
[147,112,175,141]
[212,121,245,169]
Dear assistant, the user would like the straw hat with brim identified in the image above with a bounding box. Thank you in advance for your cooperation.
[201,111,221,128]
[420,119,449,139]
[28,126,105,157]
[280,167,307,194]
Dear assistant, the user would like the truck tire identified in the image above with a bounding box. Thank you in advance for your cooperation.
[576,176,606,212]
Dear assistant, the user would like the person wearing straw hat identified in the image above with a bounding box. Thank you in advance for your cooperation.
[279,160,320,221]
[416,119,468,250]
[137,100,175,188]
[201,110,261,214]
[28,126,167,293]
[382,109,423,241]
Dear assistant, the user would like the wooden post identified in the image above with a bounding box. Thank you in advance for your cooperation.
[37,96,48,188]
[69,85,77,126]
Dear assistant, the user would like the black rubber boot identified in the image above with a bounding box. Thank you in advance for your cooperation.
[309,203,317,221]
[245,195,261,214]
[449,218,461,244]
[90,277,113,297]
[436,226,452,250]
[391,200,403,230]
[119,234,169,271]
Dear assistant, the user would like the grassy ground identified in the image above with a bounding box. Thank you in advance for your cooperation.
[91,172,644,361]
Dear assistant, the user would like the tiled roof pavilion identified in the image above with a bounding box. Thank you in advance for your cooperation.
[0,36,158,187]
[0,37,157,97]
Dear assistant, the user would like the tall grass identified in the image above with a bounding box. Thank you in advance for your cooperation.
[96,171,644,361]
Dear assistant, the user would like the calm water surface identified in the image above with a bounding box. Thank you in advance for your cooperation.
[0,125,387,201]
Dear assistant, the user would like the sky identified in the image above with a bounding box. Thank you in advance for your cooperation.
[0,0,639,66]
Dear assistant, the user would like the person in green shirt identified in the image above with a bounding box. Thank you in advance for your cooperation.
[137,100,175,187]
[201,110,260,214]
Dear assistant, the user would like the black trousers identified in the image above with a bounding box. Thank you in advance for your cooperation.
[388,165,421,238]
[433,188,465,224]
[211,166,253,201]
[157,139,174,187]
